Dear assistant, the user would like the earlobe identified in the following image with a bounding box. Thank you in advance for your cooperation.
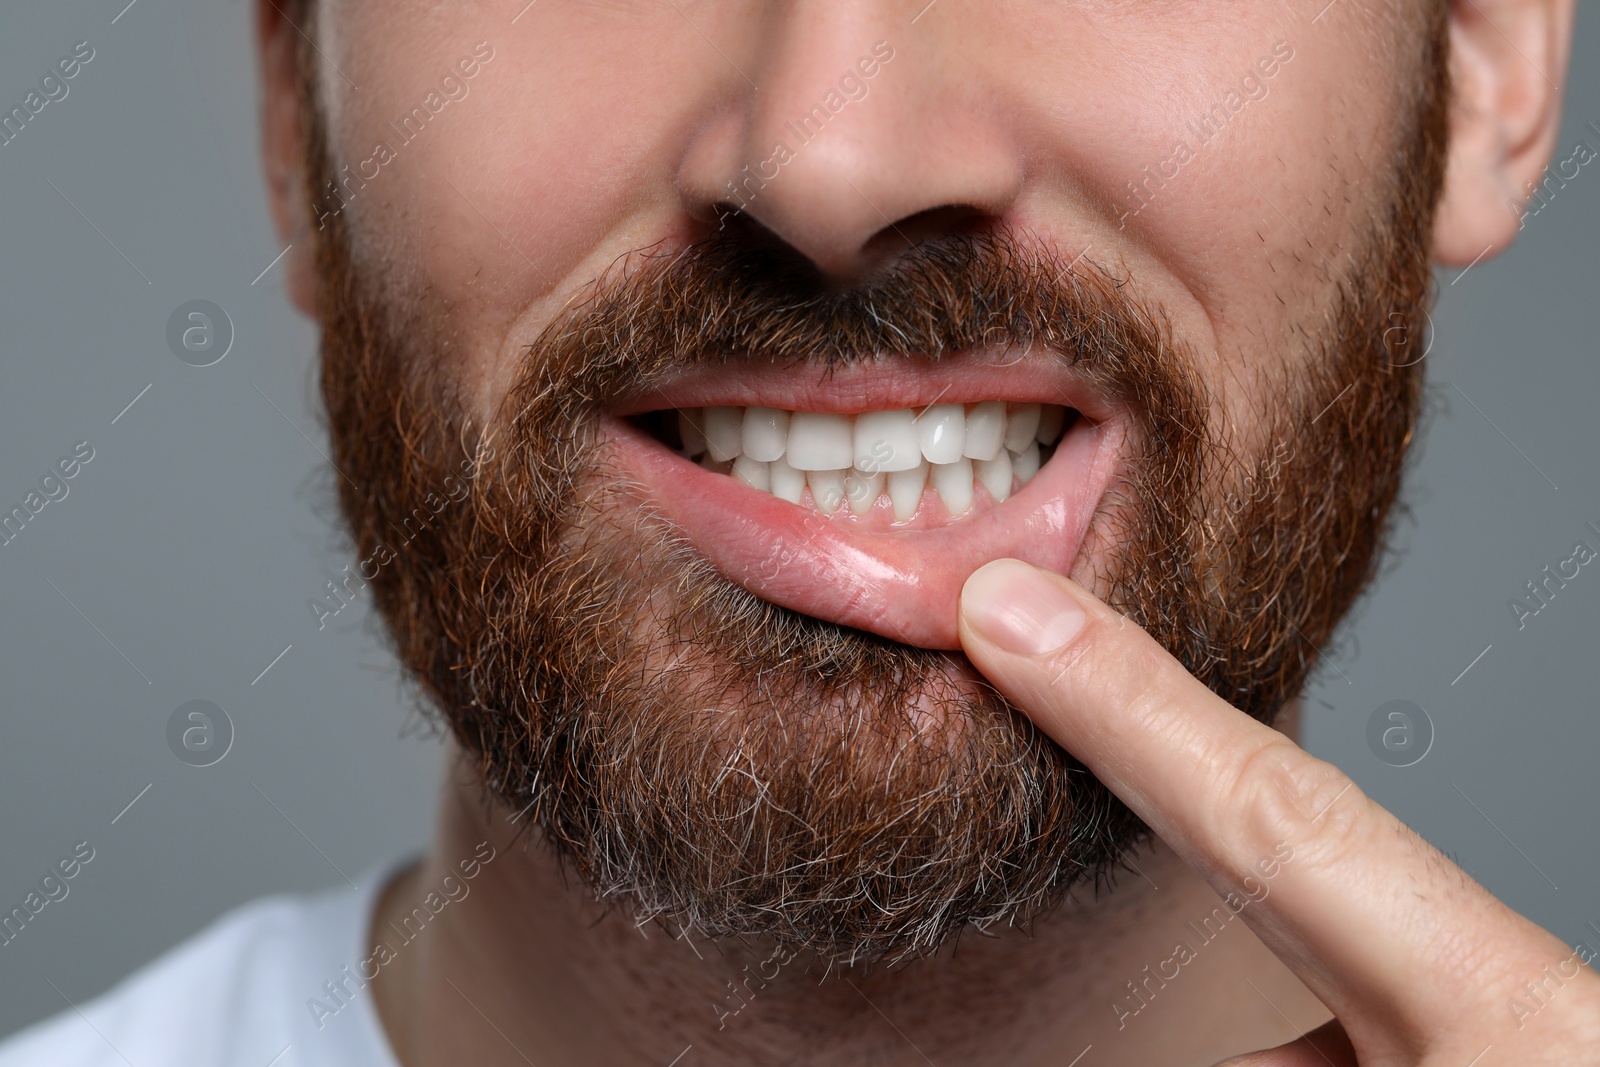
[257,0,320,318]
[1431,0,1575,266]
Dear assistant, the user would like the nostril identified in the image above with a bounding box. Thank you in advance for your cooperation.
[807,206,996,290]
[869,204,991,253]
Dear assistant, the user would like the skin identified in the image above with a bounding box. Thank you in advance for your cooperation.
[255,1,1583,1063]
[958,558,1600,1064]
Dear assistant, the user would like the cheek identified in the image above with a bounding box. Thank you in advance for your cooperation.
[328,5,733,416]
[1083,29,1382,310]
[998,7,1408,468]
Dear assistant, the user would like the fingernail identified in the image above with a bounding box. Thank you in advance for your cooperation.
[962,559,1087,656]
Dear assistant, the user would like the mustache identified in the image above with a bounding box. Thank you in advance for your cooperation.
[489,221,1206,477]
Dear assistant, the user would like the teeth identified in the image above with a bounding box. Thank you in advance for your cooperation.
[1012,440,1041,483]
[929,458,974,517]
[854,408,922,472]
[844,469,885,516]
[963,401,1006,461]
[742,406,790,463]
[787,412,855,471]
[732,455,770,492]
[678,409,708,457]
[888,464,927,520]
[1035,404,1066,446]
[768,456,807,504]
[704,406,744,462]
[975,450,1013,503]
[807,468,846,514]
[678,402,1070,518]
[1004,404,1041,452]
[918,404,966,464]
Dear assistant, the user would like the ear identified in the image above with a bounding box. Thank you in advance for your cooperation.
[257,0,321,318]
[1432,0,1576,266]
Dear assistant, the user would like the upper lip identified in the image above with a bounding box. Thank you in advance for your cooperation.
[610,348,1113,418]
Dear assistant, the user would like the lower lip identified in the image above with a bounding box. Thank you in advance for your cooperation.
[603,414,1124,650]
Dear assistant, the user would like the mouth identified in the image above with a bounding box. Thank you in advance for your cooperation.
[604,353,1126,650]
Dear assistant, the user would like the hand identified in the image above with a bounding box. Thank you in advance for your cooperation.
[957,559,1600,1066]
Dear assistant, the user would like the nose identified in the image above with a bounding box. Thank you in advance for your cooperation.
[676,6,1024,285]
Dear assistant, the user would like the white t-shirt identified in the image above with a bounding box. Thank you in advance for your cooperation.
[0,860,411,1067]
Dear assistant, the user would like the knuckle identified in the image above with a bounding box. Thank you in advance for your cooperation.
[1219,740,1367,861]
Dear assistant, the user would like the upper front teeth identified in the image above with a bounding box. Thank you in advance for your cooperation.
[918,404,966,464]
[677,402,1071,520]
[786,411,854,470]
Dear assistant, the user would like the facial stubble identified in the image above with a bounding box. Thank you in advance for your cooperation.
[302,8,1447,968]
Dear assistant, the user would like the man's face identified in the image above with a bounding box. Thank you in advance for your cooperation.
[285,1,1445,964]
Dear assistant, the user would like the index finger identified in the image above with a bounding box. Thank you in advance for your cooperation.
[956,558,1568,1038]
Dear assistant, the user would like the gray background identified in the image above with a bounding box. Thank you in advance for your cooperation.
[0,0,1595,1042]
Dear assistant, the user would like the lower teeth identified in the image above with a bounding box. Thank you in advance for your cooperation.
[701,447,1052,518]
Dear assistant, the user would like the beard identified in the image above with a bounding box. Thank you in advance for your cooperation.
[300,13,1447,968]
